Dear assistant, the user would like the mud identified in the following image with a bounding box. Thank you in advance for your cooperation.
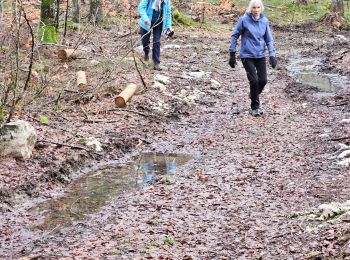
[1,21,350,259]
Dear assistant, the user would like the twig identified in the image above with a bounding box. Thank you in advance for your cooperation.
[37,140,102,156]
[129,3,147,91]
[83,119,119,123]
[327,102,348,107]
[330,136,350,141]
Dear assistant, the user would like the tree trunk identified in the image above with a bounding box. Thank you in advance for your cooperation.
[332,0,344,16]
[0,0,3,21]
[89,0,102,25]
[40,0,58,43]
[72,0,80,23]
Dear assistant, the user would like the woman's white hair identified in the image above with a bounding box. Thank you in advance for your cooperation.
[246,0,264,13]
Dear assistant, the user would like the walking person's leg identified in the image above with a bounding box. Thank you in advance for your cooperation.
[242,58,260,113]
[152,22,163,69]
[140,27,151,61]
[256,57,267,94]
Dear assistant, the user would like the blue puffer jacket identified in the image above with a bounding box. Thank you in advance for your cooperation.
[138,0,172,32]
[229,13,275,58]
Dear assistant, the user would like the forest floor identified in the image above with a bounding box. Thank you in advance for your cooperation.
[1,17,350,259]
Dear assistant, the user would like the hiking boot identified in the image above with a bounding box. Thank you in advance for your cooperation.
[153,63,162,71]
[251,109,263,117]
[144,52,149,61]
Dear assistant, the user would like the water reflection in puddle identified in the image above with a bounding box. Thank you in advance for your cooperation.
[31,153,192,231]
[287,57,348,93]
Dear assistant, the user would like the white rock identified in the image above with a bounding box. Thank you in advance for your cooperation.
[319,133,330,139]
[188,71,206,79]
[152,81,166,92]
[85,137,103,152]
[90,60,100,66]
[336,143,350,150]
[163,44,181,49]
[340,118,350,124]
[338,158,350,167]
[335,34,348,42]
[0,120,37,159]
[154,74,171,85]
[338,150,350,159]
[210,79,221,89]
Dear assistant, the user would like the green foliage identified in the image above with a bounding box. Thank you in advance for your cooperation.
[54,101,63,112]
[150,218,162,226]
[0,45,10,52]
[234,0,336,24]
[161,176,175,185]
[39,116,49,124]
[162,236,175,246]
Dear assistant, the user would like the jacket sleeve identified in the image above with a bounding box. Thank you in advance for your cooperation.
[229,17,244,53]
[264,21,276,57]
[138,0,150,22]
[165,0,172,29]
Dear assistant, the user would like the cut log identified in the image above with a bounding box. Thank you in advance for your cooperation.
[58,49,82,60]
[76,71,87,90]
[115,83,138,107]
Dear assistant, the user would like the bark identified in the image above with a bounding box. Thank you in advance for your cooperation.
[72,0,80,23]
[89,0,102,25]
[0,0,3,21]
[332,0,344,16]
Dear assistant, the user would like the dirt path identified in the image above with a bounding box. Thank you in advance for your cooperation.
[1,26,350,259]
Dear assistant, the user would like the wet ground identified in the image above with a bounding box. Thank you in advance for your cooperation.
[1,22,350,259]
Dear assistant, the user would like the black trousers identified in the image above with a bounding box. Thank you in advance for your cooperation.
[241,57,267,110]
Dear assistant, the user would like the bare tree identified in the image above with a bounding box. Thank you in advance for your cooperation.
[72,0,81,23]
[332,0,344,16]
[89,0,102,25]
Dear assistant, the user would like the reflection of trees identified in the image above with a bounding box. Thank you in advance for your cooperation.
[33,154,192,231]
[33,168,132,231]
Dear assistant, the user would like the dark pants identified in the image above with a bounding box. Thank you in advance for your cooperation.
[140,21,163,65]
[242,58,267,110]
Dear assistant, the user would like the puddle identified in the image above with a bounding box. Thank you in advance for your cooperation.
[31,153,192,231]
[287,57,348,93]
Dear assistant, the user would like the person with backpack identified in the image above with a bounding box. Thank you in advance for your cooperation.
[138,0,173,71]
[229,0,277,117]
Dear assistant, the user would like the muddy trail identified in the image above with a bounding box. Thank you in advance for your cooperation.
[1,24,350,259]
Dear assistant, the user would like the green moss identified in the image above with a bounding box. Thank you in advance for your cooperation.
[38,25,57,43]
[173,8,194,26]
[0,108,8,122]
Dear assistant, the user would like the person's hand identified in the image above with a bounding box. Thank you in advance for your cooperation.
[269,56,277,68]
[229,52,236,68]
[145,20,151,26]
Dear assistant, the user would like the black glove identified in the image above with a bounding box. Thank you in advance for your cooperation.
[165,29,174,37]
[269,56,277,68]
[229,52,236,68]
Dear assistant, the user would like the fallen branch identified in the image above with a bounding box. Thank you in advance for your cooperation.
[327,102,348,107]
[330,136,350,141]
[37,140,91,151]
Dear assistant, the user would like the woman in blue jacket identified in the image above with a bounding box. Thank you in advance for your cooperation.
[229,0,277,117]
[138,0,173,70]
